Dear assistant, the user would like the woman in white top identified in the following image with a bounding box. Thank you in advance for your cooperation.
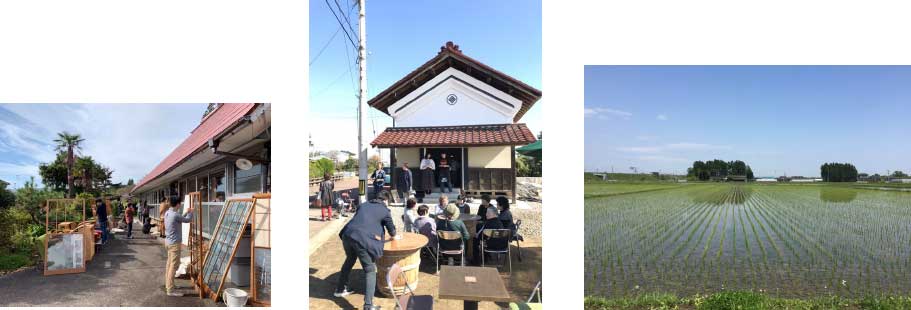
[419,153,436,194]
[403,198,418,232]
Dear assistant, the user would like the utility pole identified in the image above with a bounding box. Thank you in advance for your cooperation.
[356,0,368,203]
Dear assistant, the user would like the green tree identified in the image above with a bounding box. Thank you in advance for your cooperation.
[821,162,858,182]
[0,180,15,210]
[892,170,908,178]
[39,153,112,196]
[53,132,84,198]
[15,177,64,227]
[310,158,336,179]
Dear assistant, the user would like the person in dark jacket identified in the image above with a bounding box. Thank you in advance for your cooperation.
[397,162,413,201]
[334,190,397,310]
[95,199,109,244]
[371,162,386,200]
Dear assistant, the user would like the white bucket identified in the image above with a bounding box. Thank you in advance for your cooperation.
[223,288,249,307]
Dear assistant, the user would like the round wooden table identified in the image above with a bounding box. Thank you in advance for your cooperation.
[377,232,428,296]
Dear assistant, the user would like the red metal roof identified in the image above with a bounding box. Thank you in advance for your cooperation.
[370,123,537,147]
[369,42,542,122]
[132,103,257,193]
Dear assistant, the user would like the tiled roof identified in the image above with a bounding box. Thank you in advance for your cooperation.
[371,123,537,147]
[132,103,257,193]
[369,42,542,123]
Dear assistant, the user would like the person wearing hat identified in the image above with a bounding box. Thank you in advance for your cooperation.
[334,190,397,310]
[437,203,470,246]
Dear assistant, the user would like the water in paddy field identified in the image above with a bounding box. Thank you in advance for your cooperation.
[584,183,911,298]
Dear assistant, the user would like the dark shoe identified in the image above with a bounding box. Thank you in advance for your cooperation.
[334,286,353,297]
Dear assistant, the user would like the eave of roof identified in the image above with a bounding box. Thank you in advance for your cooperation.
[370,123,537,148]
[131,103,257,193]
[368,42,542,123]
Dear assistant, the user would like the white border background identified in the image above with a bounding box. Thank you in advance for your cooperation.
[2,0,911,309]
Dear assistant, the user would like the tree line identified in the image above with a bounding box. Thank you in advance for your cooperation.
[687,159,754,181]
[820,162,858,182]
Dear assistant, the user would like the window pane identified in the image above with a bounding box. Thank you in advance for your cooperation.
[236,163,262,179]
[210,172,225,202]
[235,176,261,194]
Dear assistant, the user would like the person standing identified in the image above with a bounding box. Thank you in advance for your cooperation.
[95,199,108,244]
[125,202,135,239]
[397,162,413,201]
[318,172,336,221]
[371,162,386,200]
[164,195,194,297]
[438,153,452,193]
[419,153,436,194]
[334,190,396,310]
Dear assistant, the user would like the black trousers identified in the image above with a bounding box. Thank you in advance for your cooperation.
[337,237,377,307]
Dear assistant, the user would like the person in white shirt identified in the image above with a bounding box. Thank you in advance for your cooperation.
[419,153,436,194]
[403,198,417,232]
[432,195,449,217]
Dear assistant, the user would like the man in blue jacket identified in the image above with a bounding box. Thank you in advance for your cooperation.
[397,162,413,201]
[334,190,397,310]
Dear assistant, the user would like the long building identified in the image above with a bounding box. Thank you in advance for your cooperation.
[131,103,271,239]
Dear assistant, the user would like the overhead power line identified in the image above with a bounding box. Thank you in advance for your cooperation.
[324,0,357,51]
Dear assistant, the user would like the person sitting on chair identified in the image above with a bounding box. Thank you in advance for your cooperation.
[432,195,451,217]
[403,198,417,232]
[496,196,516,232]
[473,206,503,263]
[437,204,469,246]
[413,205,437,248]
[455,195,470,215]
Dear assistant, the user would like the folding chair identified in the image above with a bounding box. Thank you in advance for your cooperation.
[512,219,525,262]
[508,280,542,310]
[480,229,512,274]
[388,263,433,310]
[436,230,464,274]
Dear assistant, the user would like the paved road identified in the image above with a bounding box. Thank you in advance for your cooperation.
[0,228,217,307]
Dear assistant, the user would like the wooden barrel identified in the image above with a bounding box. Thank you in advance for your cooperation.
[377,248,422,296]
[377,232,428,296]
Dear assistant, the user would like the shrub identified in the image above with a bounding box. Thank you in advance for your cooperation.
[0,252,30,270]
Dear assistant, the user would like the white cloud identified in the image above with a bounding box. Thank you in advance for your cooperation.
[584,107,632,120]
[666,143,732,151]
[657,114,668,121]
[635,135,657,141]
[0,104,207,187]
[637,155,688,163]
[617,142,732,154]
[616,146,662,153]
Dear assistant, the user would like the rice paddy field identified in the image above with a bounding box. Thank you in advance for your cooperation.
[584,182,911,299]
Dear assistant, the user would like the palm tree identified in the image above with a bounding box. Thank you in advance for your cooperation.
[54,131,84,198]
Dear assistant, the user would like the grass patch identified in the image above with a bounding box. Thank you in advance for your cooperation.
[585,291,911,309]
[0,252,32,271]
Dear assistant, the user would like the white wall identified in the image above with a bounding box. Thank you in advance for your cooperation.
[468,146,512,168]
[390,68,522,127]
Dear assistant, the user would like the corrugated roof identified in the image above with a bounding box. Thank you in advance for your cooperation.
[132,103,257,193]
[370,123,536,147]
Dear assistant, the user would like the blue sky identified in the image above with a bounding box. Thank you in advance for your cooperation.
[309,0,542,153]
[0,104,207,189]
[585,66,911,177]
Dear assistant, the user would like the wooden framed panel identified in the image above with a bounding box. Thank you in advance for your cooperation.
[44,199,88,276]
[250,193,271,306]
[199,198,255,301]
